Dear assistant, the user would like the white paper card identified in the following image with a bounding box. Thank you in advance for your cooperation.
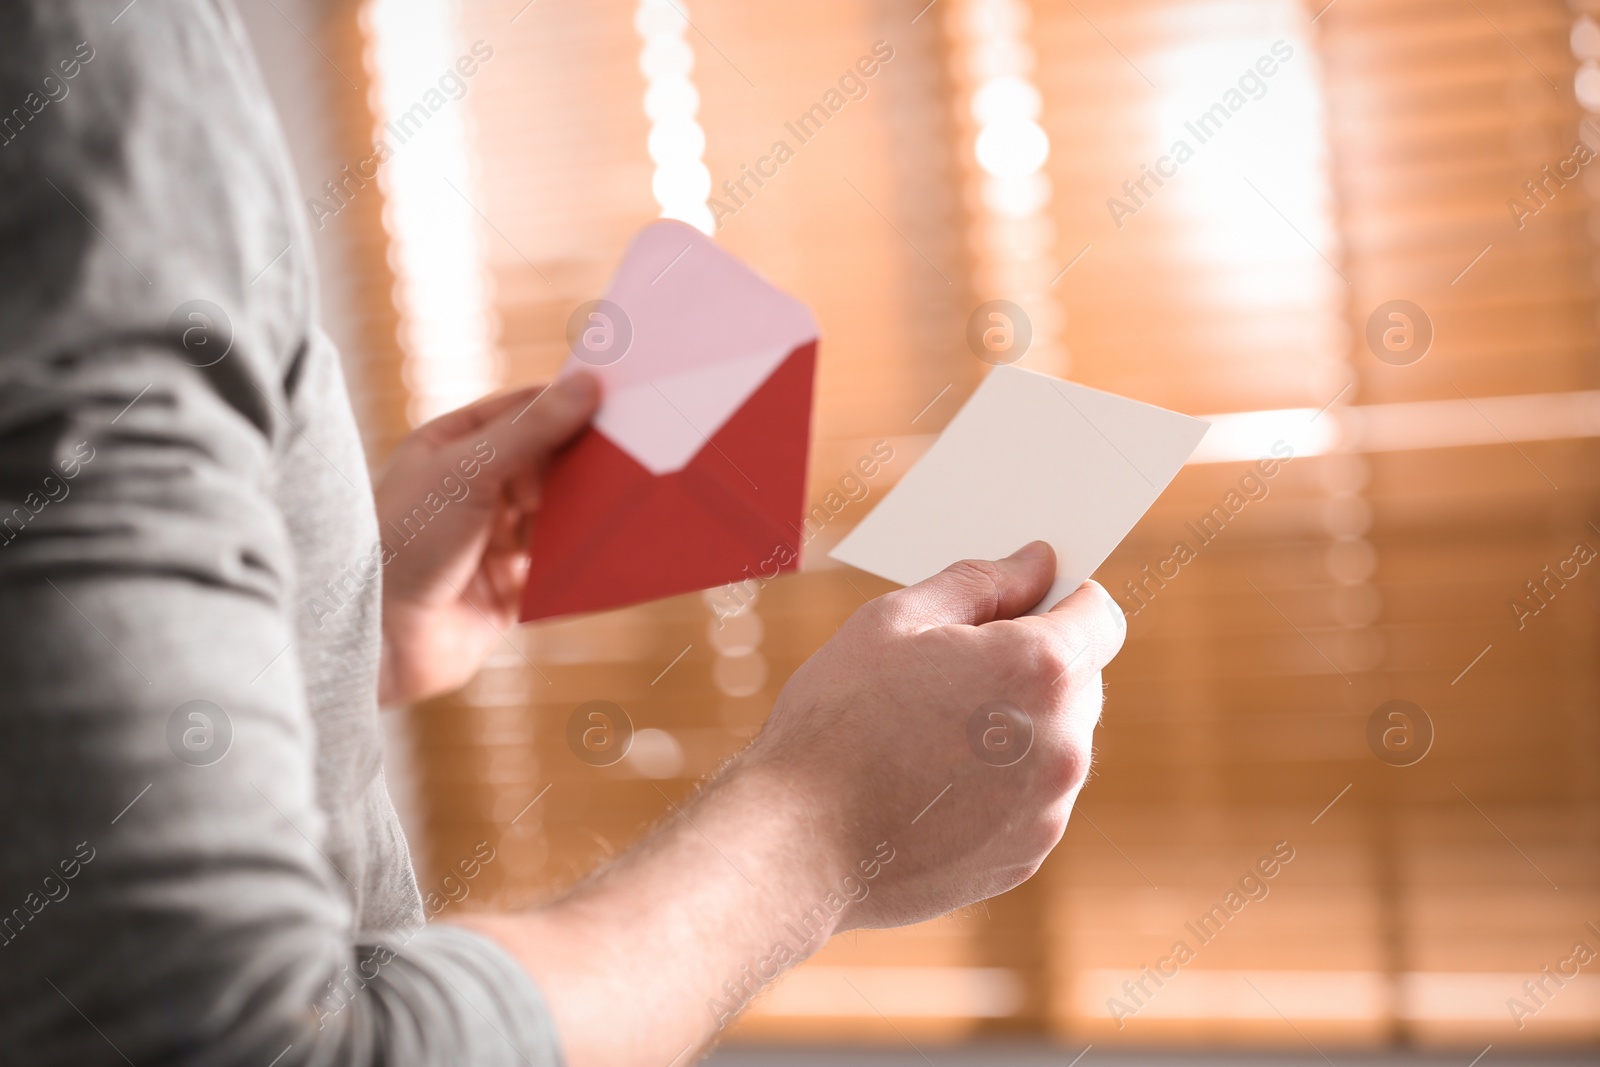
[829,366,1210,613]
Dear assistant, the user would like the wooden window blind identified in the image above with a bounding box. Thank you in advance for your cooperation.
[329,0,1600,1048]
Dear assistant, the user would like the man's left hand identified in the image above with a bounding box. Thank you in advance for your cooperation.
[373,374,599,705]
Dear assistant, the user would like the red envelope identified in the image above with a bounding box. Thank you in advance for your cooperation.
[519,221,819,622]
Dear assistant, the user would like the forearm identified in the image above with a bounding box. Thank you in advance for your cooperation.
[456,758,848,1066]
[451,554,1125,1064]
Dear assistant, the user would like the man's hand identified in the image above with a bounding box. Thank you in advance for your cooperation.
[374,375,598,705]
[456,542,1125,1067]
[748,541,1126,929]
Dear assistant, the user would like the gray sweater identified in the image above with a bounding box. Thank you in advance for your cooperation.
[0,1,560,1062]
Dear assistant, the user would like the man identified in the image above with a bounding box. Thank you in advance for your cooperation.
[0,2,1125,1064]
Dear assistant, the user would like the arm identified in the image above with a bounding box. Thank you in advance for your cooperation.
[467,764,847,1061]
[0,3,560,1063]
[371,261,1124,1067]
[375,376,598,706]
[458,547,1125,1065]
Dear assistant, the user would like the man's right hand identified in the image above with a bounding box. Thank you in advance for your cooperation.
[747,540,1127,930]
[457,541,1127,1067]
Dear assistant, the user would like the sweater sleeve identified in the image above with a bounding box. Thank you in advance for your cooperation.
[0,2,562,1063]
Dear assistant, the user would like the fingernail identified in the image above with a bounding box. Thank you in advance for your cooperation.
[1011,540,1050,560]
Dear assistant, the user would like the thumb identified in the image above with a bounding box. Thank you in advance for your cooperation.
[469,373,600,484]
[885,541,1056,629]
[1019,578,1127,682]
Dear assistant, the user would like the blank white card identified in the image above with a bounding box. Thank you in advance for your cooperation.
[830,366,1210,613]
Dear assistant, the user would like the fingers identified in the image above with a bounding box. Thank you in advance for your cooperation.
[458,374,600,488]
[483,506,532,616]
[411,384,545,446]
[883,541,1057,629]
[1016,579,1126,683]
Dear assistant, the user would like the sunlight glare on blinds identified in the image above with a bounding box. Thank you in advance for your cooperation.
[948,0,1064,372]
[1151,28,1335,292]
[635,0,715,233]
[375,0,1600,1048]
[363,0,500,425]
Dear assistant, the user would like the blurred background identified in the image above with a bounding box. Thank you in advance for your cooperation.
[239,0,1599,1059]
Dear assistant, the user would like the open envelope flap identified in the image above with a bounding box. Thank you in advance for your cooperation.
[829,365,1210,613]
[562,220,818,475]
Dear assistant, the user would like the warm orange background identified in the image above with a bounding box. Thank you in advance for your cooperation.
[246,0,1600,1052]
